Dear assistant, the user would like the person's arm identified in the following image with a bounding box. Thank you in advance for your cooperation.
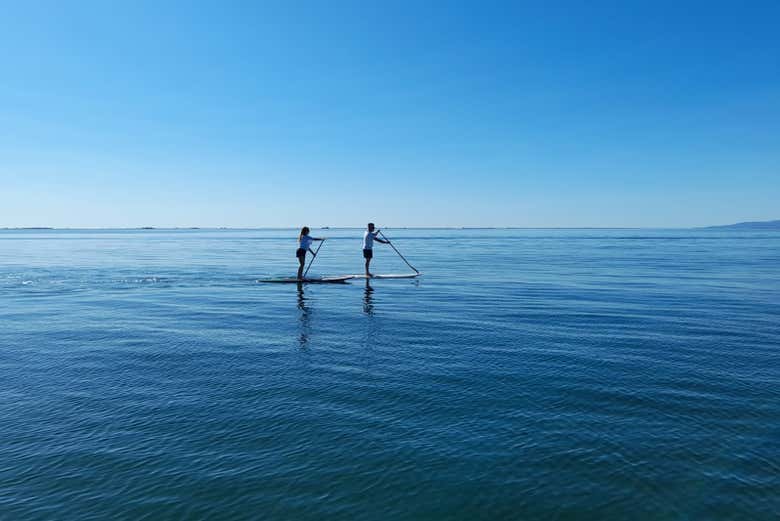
[309,237,325,255]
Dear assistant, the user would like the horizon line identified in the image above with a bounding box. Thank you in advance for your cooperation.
[0,225,755,231]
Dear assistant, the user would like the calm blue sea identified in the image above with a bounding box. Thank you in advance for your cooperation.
[1,228,778,520]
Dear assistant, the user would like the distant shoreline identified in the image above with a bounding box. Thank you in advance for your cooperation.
[701,220,780,230]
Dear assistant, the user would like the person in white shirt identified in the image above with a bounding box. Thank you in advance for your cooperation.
[297,227,324,279]
[362,222,390,277]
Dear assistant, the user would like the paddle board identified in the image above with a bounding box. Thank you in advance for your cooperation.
[348,273,421,279]
[257,276,352,284]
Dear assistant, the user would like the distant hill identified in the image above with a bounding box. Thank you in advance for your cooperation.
[704,220,780,230]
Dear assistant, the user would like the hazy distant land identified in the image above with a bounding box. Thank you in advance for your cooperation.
[703,220,780,230]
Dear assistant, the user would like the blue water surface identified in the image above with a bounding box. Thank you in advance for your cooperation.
[1,228,778,520]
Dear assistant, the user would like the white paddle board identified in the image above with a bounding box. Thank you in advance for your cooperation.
[257,276,352,284]
[348,273,421,279]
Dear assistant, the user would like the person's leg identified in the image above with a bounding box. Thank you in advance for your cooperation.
[364,249,373,277]
[297,254,305,279]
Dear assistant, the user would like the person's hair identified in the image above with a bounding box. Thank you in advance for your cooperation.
[299,226,310,240]
[368,222,375,228]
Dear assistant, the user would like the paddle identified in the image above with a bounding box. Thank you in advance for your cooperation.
[377,230,419,274]
[303,239,325,278]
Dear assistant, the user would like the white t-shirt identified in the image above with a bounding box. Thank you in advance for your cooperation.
[299,234,314,250]
[363,231,377,250]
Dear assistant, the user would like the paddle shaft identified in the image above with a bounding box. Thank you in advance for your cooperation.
[303,240,325,278]
[378,231,419,274]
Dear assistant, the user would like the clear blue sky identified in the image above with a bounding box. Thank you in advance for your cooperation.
[1,1,778,228]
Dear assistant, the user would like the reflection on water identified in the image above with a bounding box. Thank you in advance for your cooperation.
[297,283,310,347]
[363,279,374,316]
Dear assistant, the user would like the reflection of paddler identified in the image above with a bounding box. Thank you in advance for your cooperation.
[363,279,374,315]
[296,227,324,280]
[296,284,310,347]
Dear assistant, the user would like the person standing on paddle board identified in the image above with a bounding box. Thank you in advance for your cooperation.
[363,223,390,277]
[297,227,324,280]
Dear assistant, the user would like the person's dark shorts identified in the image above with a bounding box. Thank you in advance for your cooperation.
[296,248,306,259]
[363,248,373,259]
